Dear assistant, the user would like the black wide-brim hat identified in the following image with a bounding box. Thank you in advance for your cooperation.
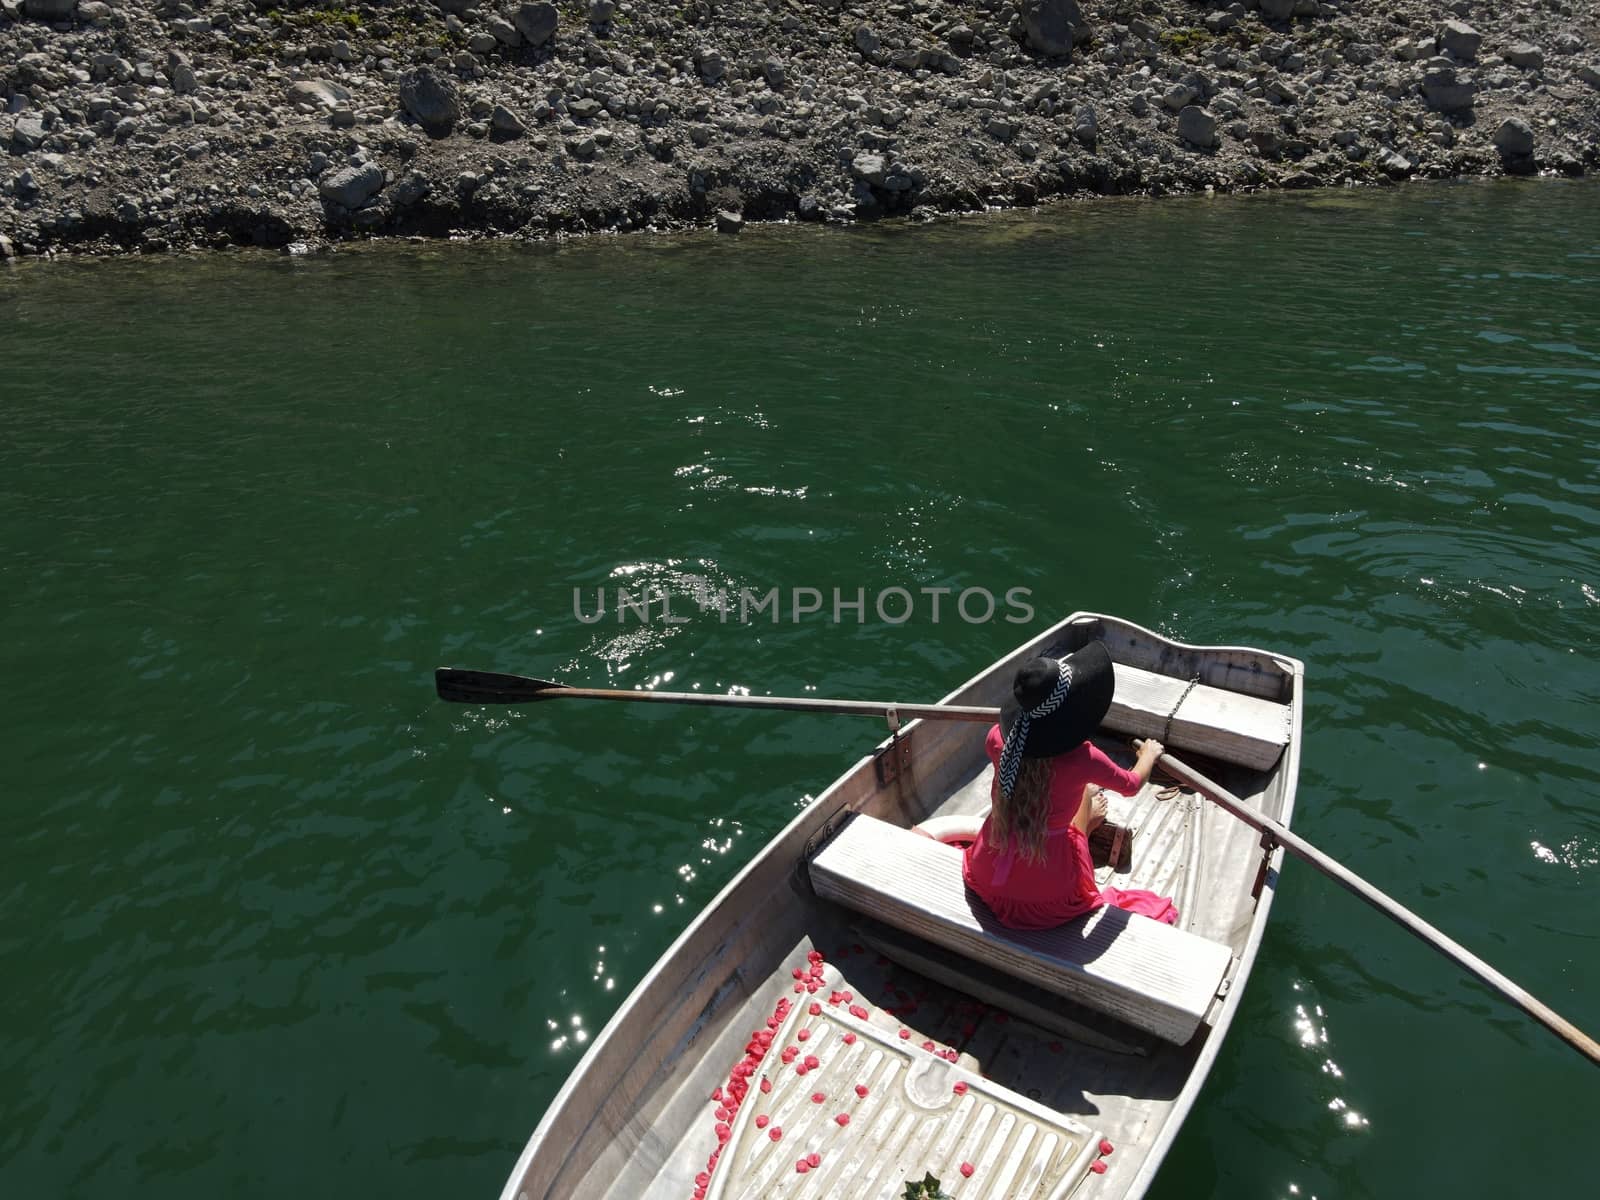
[998,641,1116,758]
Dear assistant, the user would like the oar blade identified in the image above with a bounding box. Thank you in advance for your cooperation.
[435,668,566,704]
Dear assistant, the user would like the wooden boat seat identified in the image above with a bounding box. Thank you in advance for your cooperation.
[810,815,1235,1045]
[1104,662,1291,771]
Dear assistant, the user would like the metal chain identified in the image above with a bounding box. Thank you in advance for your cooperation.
[1162,674,1202,747]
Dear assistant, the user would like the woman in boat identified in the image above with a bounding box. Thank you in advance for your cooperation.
[962,641,1179,930]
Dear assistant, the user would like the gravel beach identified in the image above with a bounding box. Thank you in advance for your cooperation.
[2,0,1598,257]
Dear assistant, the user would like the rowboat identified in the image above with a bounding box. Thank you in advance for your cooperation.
[496,612,1304,1199]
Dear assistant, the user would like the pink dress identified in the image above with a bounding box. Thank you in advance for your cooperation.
[961,725,1179,930]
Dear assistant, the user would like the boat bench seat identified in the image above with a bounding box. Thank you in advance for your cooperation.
[1104,662,1291,771]
[810,814,1235,1045]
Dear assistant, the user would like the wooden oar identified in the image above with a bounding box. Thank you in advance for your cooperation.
[435,666,1600,1069]
[434,668,998,723]
[1156,750,1600,1069]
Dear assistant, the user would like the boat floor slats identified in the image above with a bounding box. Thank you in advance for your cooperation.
[707,972,1099,1200]
[1098,786,1199,923]
[809,816,1234,1045]
[1105,662,1291,771]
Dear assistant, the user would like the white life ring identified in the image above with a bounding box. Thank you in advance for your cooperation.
[912,813,986,846]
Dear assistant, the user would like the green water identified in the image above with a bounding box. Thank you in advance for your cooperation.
[3,180,1597,1200]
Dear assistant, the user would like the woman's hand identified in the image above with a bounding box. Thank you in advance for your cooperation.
[1132,738,1165,784]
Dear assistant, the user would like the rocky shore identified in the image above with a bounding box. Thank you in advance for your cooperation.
[2,0,1598,257]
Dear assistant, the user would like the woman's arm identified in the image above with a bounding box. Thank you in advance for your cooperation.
[1088,738,1165,795]
[1129,738,1164,787]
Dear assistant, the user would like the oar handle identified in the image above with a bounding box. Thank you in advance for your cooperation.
[1159,751,1600,1070]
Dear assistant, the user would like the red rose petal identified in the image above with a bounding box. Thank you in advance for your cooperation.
[804,1055,819,1070]
[768,1126,782,1142]
[855,1084,869,1097]
[795,1064,808,1076]
[1091,1160,1108,1174]
[795,1161,809,1174]
[960,1162,975,1178]
[953,1082,968,1095]
[695,1172,709,1187]
[792,968,804,979]
[842,1033,857,1045]
[1099,1138,1115,1156]
[811,1092,825,1104]
[797,1029,811,1041]
[849,1005,869,1019]
[898,1029,910,1040]
[807,1152,821,1168]
[715,1123,730,1142]
[921,1040,935,1052]
[809,1002,822,1016]
[755,1114,769,1128]
[835,1113,850,1126]
[760,1078,772,1094]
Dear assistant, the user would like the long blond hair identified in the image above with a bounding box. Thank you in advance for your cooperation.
[986,755,1054,864]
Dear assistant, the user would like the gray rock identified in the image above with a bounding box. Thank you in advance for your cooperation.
[491,105,525,137]
[569,98,603,120]
[589,0,614,23]
[1163,82,1198,112]
[1019,0,1090,57]
[1398,37,1437,62]
[1177,105,1218,148]
[850,151,888,186]
[319,161,386,209]
[22,0,76,18]
[984,117,1017,141]
[1374,147,1412,177]
[1073,103,1098,146]
[854,26,880,57]
[1422,66,1475,112]
[1259,0,1296,18]
[288,81,352,110]
[12,114,46,152]
[1439,20,1482,62]
[1579,64,1600,89]
[697,49,726,82]
[1493,116,1535,156]
[715,209,743,234]
[566,135,597,159]
[0,232,15,260]
[168,51,198,95]
[487,15,522,46]
[513,3,559,48]
[391,171,431,207]
[399,67,460,136]
[763,59,786,91]
[1504,44,1544,70]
